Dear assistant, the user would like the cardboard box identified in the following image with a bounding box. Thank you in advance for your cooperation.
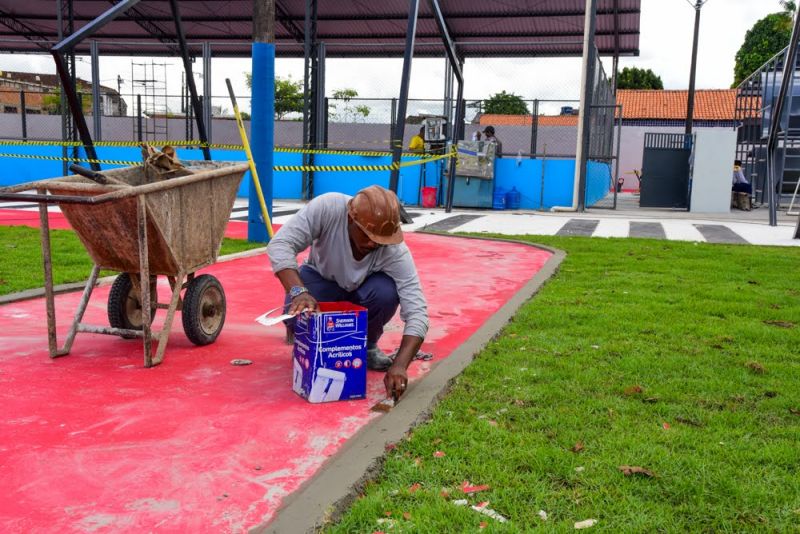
[292,302,367,403]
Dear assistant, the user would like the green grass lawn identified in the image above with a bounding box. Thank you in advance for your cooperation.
[330,236,800,533]
[0,225,263,296]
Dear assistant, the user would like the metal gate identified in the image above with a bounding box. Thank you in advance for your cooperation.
[640,133,693,209]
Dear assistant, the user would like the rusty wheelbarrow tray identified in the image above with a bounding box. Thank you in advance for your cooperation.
[0,161,249,367]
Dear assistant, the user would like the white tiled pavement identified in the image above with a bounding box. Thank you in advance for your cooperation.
[3,197,800,247]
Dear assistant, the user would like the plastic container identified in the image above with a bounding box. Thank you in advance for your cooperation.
[505,187,521,210]
[492,187,506,210]
[421,186,437,208]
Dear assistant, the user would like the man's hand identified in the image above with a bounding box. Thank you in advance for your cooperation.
[289,292,319,316]
[384,363,408,400]
[383,334,424,401]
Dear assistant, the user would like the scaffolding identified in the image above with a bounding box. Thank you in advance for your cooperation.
[130,60,169,142]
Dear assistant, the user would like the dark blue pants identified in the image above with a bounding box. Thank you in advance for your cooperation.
[284,265,399,348]
[732,183,752,194]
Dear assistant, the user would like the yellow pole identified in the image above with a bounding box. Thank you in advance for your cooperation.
[225,78,274,238]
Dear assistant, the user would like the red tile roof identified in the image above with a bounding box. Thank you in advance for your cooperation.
[616,89,736,120]
[479,89,738,127]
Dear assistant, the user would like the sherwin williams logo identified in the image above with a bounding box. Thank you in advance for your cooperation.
[324,313,357,333]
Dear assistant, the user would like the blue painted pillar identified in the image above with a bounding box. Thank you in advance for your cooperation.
[248,42,275,243]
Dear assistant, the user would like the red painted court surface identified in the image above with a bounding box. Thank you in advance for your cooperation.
[0,214,551,532]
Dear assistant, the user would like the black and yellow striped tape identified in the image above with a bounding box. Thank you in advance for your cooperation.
[0,152,140,166]
[0,143,454,172]
[0,139,435,158]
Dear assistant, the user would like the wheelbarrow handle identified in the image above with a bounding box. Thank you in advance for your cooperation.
[69,164,129,187]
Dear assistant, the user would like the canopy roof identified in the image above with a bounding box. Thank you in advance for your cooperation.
[0,0,640,57]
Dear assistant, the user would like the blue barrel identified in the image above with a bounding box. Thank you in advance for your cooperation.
[492,187,506,210]
[505,187,521,209]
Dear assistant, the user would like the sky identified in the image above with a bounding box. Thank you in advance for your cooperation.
[0,0,787,117]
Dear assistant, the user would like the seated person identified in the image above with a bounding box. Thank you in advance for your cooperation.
[732,160,751,194]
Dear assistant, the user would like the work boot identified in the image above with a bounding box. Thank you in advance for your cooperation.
[367,346,393,371]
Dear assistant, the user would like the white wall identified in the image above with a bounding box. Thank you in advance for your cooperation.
[689,129,736,213]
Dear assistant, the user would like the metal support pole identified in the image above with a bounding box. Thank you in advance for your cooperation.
[767,4,800,227]
[90,40,102,140]
[169,0,211,160]
[612,104,623,209]
[390,97,397,147]
[685,0,703,136]
[323,97,329,148]
[302,0,318,200]
[316,43,326,148]
[137,94,143,142]
[445,61,465,213]
[20,91,27,140]
[530,99,539,158]
[574,0,598,212]
[52,51,100,171]
[202,41,212,145]
[389,0,421,193]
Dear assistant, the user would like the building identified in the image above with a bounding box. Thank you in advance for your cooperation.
[0,70,127,116]
[475,89,737,190]
[479,89,736,129]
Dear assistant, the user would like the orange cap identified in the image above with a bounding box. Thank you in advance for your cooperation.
[347,185,404,245]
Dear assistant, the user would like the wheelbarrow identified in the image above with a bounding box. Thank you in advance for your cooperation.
[0,161,249,367]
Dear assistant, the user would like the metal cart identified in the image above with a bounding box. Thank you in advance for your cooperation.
[0,161,249,367]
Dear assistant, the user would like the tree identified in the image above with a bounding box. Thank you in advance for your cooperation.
[733,1,796,87]
[41,87,93,115]
[616,67,664,90]
[244,73,304,119]
[329,88,371,122]
[482,91,529,115]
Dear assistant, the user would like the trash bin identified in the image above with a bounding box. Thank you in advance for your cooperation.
[421,186,437,208]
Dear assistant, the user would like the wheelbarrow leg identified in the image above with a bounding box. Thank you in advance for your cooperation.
[152,270,186,366]
[137,194,154,368]
[38,191,59,358]
[58,264,101,356]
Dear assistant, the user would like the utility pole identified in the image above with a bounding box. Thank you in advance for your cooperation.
[685,0,709,136]
[117,74,123,116]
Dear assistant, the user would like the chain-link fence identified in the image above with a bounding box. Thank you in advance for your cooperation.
[0,40,621,209]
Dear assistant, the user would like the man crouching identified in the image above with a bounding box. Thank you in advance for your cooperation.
[266,185,428,400]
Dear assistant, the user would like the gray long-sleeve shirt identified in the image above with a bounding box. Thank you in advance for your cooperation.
[266,193,429,339]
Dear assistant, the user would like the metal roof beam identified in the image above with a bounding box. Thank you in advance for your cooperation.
[116,2,181,55]
[53,0,141,52]
[5,7,641,23]
[275,0,305,43]
[427,0,462,83]
[0,8,51,51]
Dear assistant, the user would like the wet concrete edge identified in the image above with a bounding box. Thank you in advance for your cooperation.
[256,234,565,534]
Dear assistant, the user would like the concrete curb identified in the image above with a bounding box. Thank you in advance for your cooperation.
[255,234,565,534]
[0,246,267,306]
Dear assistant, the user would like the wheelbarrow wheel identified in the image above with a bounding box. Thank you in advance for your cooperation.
[107,273,157,338]
[182,274,226,346]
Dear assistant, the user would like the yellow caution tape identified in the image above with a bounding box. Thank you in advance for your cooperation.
[0,144,455,172]
[0,152,140,166]
[0,139,434,158]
